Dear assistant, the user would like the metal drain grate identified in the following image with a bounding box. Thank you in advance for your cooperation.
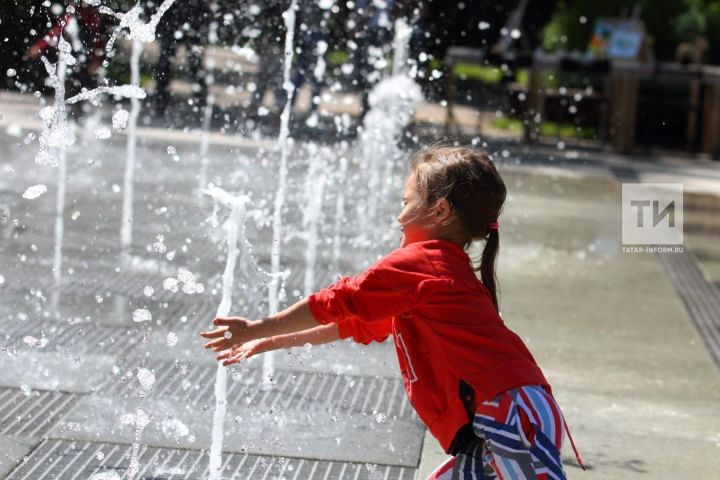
[0,319,141,357]
[0,387,77,438]
[656,250,720,370]
[101,360,415,421]
[7,439,418,480]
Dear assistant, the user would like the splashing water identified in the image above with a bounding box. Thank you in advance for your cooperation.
[391,17,413,77]
[22,184,48,200]
[36,36,76,167]
[331,155,349,273]
[266,0,299,385]
[119,39,142,264]
[197,94,215,199]
[87,1,178,264]
[204,187,250,480]
[66,85,146,106]
[101,0,178,53]
[34,33,77,313]
[302,144,329,296]
[357,18,423,243]
[124,408,151,480]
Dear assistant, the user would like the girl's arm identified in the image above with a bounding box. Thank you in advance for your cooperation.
[215,323,341,366]
[200,298,321,353]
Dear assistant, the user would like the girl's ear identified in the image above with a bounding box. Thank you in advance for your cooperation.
[433,198,454,225]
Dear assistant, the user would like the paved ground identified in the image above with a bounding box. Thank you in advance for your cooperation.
[1,91,720,479]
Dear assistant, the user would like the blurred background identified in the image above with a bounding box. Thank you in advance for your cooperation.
[4,0,720,155]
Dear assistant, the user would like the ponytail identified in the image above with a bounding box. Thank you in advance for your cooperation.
[478,227,500,313]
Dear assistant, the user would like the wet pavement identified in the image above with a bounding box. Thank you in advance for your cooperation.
[1,91,720,479]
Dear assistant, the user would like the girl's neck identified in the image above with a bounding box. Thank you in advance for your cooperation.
[430,224,467,249]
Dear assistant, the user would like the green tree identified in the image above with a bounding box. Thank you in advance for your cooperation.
[541,0,720,63]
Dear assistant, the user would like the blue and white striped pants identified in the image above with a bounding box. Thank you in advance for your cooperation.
[427,385,571,480]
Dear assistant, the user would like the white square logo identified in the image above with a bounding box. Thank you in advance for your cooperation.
[622,183,683,246]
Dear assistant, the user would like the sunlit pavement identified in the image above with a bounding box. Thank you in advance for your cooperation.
[1,91,720,479]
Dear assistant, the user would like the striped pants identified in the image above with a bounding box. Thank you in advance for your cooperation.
[427,385,568,480]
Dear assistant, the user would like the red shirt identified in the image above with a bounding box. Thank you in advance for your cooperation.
[308,239,553,454]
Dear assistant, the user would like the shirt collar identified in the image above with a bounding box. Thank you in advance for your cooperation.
[416,238,470,261]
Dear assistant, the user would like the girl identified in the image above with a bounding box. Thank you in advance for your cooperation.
[200,146,585,479]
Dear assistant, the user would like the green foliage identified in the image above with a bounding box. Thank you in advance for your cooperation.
[674,4,708,42]
[452,64,504,84]
[490,117,598,139]
[327,50,349,65]
[540,0,720,63]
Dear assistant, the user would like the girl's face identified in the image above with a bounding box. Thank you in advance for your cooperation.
[398,173,435,247]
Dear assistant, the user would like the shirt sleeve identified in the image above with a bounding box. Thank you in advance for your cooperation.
[307,245,449,326]
[337,317,393,345]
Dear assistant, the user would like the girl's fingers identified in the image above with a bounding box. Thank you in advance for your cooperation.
[214,317,248,327]
[216,348,237,361]
[222,351,247,367]
[203,337,229,350]
[199,326,229,338]
[211,340,231,352]
[222,356,240,367]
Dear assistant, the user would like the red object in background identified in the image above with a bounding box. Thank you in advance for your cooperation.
[30,4,103,73]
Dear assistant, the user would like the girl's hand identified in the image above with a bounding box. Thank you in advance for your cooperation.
[215,338,271,366]
[199,317,259,352]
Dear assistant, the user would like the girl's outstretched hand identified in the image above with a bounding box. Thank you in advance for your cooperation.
[199,317,258,352]
[215,338,270,366]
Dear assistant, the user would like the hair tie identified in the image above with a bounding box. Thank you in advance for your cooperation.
[488,222,499,230]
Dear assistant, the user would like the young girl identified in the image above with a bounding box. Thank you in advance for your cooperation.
[200,146,585,479]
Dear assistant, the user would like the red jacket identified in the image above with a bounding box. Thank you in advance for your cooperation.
[308,239,553,454]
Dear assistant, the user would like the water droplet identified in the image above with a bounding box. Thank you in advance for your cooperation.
[112,109,129,130]
[132,308,152,323]
[22,184,47,200]
[93,126,111,139]
[136,368,156,394]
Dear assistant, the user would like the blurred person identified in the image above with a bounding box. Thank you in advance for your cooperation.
[349,0,396,117]
[287,0,333,123]
[153,0,212,119]
[245,0,291,119]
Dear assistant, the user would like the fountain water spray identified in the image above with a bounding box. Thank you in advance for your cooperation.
[100,0,178,54]
[304,39,328,128]
[204,187,251,480]
[265,0,298,385]
[197,93,215,199]
[35,28,77,312]
[302,144,328,296]
[331,154,348,273]
[119,39,142,264]
[85,0,178,263]
[358,17,423,243]
[123,367,156,480]
[391,17,413,77]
